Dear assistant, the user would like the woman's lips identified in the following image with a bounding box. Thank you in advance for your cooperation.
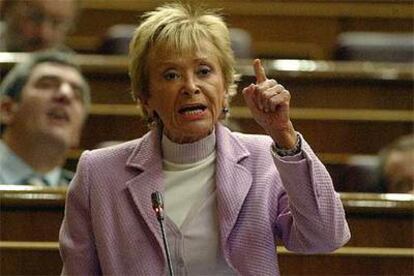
[178,104,208,120]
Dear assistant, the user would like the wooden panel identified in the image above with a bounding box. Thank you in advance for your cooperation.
[345,214,413,248]
[239,77,414,111]
[0,210,64,242]
[0,187,66,241]
[0,245,62,276]
[86,73,132,104]
[278,249,414,275]
[341,193,414,248]
[1,242,412,276]
[69,1,414,58]
[80,114,148,149]
[230,117,412,154]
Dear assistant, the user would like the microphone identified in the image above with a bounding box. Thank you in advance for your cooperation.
[151,191,174,276]
[151,191,165,220]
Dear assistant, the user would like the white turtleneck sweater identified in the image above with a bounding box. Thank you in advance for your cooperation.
[162,133,216,227]
[161,131,235,275]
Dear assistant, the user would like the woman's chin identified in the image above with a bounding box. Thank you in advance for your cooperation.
[166,123,214,144]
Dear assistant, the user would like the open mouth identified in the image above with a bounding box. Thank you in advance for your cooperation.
[47,109,70,123]
[178,104,207,115]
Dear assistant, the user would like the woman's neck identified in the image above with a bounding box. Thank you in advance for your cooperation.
[161,130,216,164]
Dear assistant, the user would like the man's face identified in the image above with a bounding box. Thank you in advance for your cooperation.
[5,0,75,52]
[384,150,414,194]
[3,62,88,149]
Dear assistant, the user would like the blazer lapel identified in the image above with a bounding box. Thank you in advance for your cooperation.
[125,130,166,249]
[215,125,252,251]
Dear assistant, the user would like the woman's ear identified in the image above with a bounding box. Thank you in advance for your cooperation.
[0,96,19,126]
[223,92,229,110]
[137,95,153,118]
[225,93,229,105]
[219,92,230,119]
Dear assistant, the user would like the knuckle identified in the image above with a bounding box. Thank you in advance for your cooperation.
[264,90,274,97]
[284,90,291,99]
[269,79,278,86]
[276,84,284,91]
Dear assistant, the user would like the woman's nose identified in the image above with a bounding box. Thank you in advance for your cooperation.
[182,76,201,96]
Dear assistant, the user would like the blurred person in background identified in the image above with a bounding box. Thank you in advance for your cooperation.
[0,51,90,186]
[378,134,414,194]
[0,0,79,52]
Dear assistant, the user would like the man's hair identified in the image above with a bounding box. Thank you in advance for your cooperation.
[128,3,238,116]
[0,51,90,104]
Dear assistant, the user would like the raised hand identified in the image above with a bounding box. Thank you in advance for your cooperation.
[242,59,297,149]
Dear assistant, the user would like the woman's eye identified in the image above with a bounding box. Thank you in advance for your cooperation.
[198,66,211,76]
[163,71,180,80]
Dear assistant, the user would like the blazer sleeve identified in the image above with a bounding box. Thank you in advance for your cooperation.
[59,150,101,275]
[273,135,351,253]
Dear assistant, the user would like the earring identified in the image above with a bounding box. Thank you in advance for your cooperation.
[145,110,159,128]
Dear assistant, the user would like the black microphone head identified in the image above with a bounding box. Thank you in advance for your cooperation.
[151,191,164,210]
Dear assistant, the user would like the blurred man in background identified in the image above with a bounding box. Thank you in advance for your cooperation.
[0,0,78,52]
[378,135,414,194]
[0,51,90,186]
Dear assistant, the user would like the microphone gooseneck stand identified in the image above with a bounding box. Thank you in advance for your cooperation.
[151,192,175,276]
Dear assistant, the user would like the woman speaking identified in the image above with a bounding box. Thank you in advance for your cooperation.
[59,3,350,275]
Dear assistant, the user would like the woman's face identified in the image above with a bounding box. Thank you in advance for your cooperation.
[144,41,227,143]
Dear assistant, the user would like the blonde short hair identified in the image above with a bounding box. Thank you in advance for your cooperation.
[128,3,238,107]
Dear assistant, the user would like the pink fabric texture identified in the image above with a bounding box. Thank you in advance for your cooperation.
[59,124,350,275]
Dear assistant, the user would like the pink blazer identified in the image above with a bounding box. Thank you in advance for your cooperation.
[59,124,350,275]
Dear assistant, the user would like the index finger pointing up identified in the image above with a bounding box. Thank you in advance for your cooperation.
[253,58,267,84]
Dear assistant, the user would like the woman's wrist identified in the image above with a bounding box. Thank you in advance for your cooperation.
[269,121,297,149]
[272,133,302,157]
